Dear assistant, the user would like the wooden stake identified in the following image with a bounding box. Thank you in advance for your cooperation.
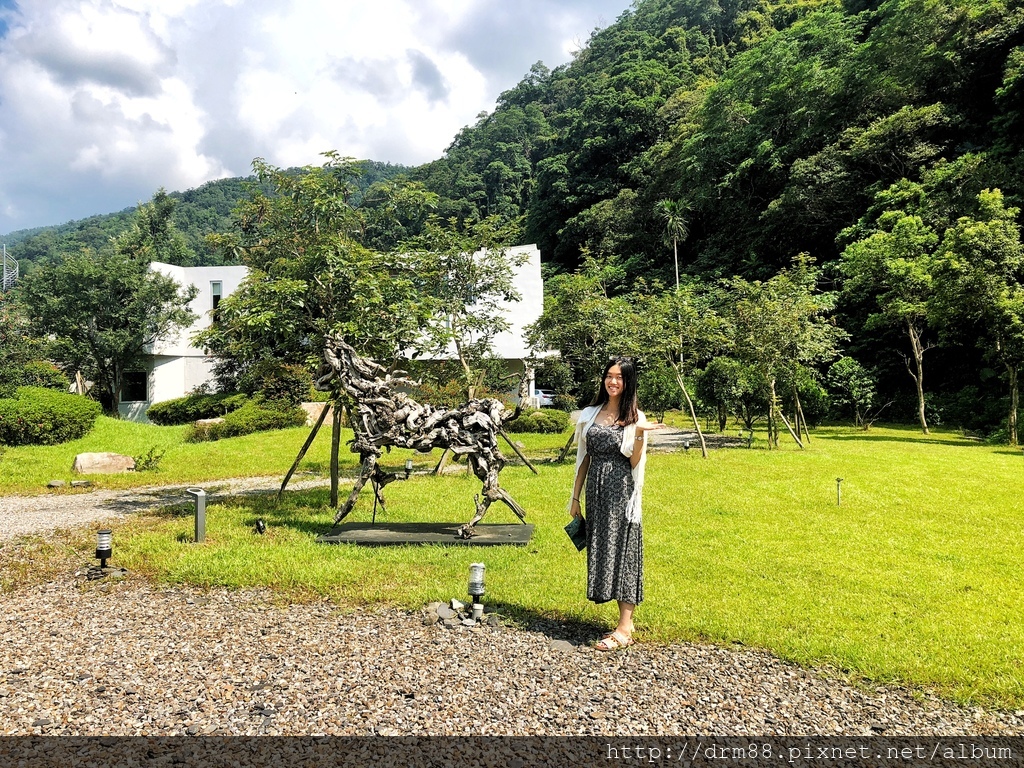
[498,427,538,474]
[278,400,331,501]
[330,403,343,507]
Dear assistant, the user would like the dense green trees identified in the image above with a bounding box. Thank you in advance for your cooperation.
[16,197,198,415]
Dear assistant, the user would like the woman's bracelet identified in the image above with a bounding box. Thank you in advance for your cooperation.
[572,496,579,502]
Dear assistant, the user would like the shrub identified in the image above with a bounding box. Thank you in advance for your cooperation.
[238,360,311,405]
[20,361,68,391]
[185,398,306,442]
[505,408,570,434]
[147,392,249,425]
[0,387,102,446]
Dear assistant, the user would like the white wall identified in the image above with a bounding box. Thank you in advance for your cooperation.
[125,263,247,421]
[149,263,248,357]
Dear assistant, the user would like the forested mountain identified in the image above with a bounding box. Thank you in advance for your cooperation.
[1,161,412,269]
[409,0,1024,429]
[414,0,1024,280]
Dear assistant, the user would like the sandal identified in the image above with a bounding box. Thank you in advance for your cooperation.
[594,630,634,651]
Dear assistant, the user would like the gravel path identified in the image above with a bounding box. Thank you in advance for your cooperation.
[0,475,332,543]
[0,576,1020,736]
[0,476,1020,736]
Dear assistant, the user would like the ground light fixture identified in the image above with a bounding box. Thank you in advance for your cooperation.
[468,562,485,601]
[87,528,126,581]
[405,458,414,478]
[95,529,112,568]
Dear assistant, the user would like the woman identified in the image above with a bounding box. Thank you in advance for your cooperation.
[569,356,665,650]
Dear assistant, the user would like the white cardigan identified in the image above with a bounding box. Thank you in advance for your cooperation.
[569,405,647,524]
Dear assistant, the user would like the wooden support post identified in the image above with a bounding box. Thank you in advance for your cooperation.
[498,428,538,474]
[330,403,343,507]
[278,400,332,501]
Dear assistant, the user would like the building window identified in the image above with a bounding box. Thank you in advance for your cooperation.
[122,371,148,403]
[211,281,223,310]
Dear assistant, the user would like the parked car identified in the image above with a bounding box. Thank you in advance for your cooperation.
[534,389,555,406]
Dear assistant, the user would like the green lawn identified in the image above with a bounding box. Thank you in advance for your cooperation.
[0,416,570,494]
[3,419,1023,708]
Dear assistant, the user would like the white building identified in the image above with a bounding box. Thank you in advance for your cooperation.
[122,245,546,421]
[119,263,247,421]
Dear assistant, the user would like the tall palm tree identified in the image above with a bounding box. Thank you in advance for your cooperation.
[656,199,689,291]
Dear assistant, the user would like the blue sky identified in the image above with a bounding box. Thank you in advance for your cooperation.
[0,0,633,235]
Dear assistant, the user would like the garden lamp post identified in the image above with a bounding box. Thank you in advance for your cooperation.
[95,529,112,569]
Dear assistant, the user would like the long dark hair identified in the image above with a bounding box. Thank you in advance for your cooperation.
[591,356,639,425]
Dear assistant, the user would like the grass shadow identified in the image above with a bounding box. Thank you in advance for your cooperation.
[820,434,989,447]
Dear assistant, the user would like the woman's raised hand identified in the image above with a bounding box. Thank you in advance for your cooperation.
[635,418,668,434]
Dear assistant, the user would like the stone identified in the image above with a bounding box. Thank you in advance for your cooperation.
[550,640,575,653]
[450,598,466,612]
[436,605,456,621]
[72,453,135,475]
[46,480,66,488]
[71,480,93,488]
[441,619,458,630]
[461,619,477,627]
[486,614,501,626]
[299,402,334,427]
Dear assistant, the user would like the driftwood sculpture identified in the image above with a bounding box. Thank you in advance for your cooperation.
[315,336,527,534]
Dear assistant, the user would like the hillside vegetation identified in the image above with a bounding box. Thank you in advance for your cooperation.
[5,0,1024,429]
[1,161,412,269]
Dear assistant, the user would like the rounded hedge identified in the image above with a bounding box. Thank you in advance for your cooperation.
[147,392,249,426]
[504,408,571,434]
[20,361,68,391]
[185,398,307,442]
[0,387,102,446]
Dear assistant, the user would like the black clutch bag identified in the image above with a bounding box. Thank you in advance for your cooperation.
[564,515,587,551]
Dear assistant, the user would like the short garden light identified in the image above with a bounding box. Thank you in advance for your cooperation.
[95,529,112,568]
[683,439,690,452]
[468,562,485,602]
[405,458,414,478]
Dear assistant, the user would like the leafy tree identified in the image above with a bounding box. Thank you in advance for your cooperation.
[198,154,432,385]
[637,359,683,422]
[115,189,196,266]
[17,246,196,415]
[727,257,844,448]
[525,255,633,403]
[828,356,878,428]
[0,294,43,397]
[402,216,526,397]
[695,356,748,431]
[628,279,729,456]
[931,189,1024,444]
[840,203,939,433]
[656,198,689,289]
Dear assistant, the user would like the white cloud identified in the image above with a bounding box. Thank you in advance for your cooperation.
[0,0,631,233]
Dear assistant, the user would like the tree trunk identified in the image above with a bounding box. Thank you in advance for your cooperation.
[670,362,707,458]
[330,403,343,508]
[1007,363,1019,446]
[906,321,929,435]
[673,237,679,291]
[770,378,803,449]
[793,385,810,444]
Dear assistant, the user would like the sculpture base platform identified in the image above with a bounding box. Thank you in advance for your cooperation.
[317,522,534,547]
